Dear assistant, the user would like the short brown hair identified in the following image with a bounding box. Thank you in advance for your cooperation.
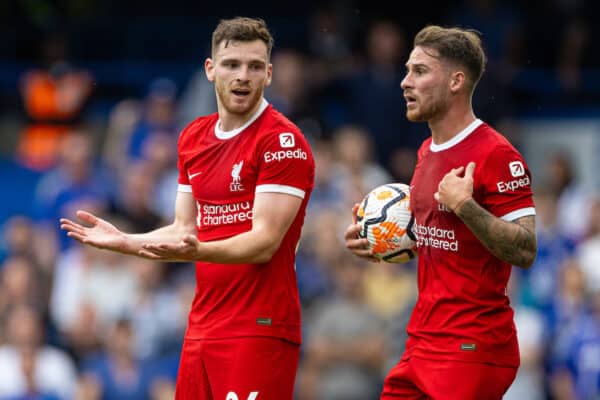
[212,17,274,59]
[414,25,486,90]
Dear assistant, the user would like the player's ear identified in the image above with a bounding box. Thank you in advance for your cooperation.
[265,63,273,87]
[449,70,465,94]
[205,58,215,82]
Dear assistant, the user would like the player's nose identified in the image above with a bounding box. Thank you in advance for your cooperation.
[401,74,412,90]
[236,65,251,81]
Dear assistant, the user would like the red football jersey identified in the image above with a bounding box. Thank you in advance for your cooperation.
[406,119,535,367]
[177,99,314,344]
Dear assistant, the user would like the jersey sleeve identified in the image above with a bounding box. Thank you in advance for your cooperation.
[478,144,535,221]
[177,130,192,193]
[255,130,314,199]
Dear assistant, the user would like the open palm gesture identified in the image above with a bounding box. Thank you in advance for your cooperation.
[60,210,126,252]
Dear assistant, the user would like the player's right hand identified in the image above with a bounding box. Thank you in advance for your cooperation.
[60,210,126,251]
[344,204,379,262]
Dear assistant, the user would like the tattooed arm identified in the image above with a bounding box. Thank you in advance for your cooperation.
[435,161,537,269]
[455,200,536,268]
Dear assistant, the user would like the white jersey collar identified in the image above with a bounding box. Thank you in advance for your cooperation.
[215,98,269,140]
[430,118,483,152]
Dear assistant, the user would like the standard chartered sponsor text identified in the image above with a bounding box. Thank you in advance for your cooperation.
[199,201,253,226]
[414,222,459,252]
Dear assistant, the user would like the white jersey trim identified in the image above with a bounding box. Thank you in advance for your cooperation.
[215,98,269,140]
[178,184,193,193]
[430,119,483,152]
[256,184,305,199]
[501,207,536,221]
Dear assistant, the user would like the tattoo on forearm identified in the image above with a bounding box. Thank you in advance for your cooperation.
[456,199,537,268]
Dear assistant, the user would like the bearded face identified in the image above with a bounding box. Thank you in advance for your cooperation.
[401,46,453,122]
[206,40,272,120]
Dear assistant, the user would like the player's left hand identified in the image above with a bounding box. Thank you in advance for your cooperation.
[138,235,201,261]
[344,204,380,262]
[434,161,475,213]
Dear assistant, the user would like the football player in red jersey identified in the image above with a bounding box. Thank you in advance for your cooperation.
[61,17,314,400]
[345,25,537,400]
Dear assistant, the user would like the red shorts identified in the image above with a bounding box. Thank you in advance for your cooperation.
[381,356,517,400]
[175,337,300,400]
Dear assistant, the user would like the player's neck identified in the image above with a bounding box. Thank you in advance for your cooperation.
[217,98,264,132]
[428,103,476,146]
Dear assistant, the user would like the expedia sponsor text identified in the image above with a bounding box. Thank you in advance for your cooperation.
[497,176,530,193]
[264,148,307,163]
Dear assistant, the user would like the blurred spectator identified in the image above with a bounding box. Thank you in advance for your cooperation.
[128,258,186,360]
[126,78,178,162]
[306,139,345,211]
[50,243,102,362]
[0,216,54,271]
[297,258,385,400]
[306,5,358,82]
[556,18,589,94]
[0,216,34,263]
[544,150,591,242]
[330,125,392,204]
[550,291,600,399]
[102,78,179,176]
[546,259,588,364]
[361,260,418,376]
[296,207,341,307]
[0,305,77,399]
[176,69,217,130]
[138,133,179,224]
[78,250,137,328]
[444,0,523,122]
[361,262,416,320]
[505,302,546,399]
[111,161,163,233]
[101,100,143,176]
[49,219,138,365]
[266,48,325,140]
[546,260,590,399]
[51,238,137,333]
[0,256,47,323]
[576,196,600,292]
[33,130,111,252]
[445,0,523,70]
[17,31,93,171]
[513,189,575,308]
[337,19,428,170]
[387,146,418,185]
[78,318,162,400]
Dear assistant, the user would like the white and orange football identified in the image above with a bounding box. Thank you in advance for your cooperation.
[356,183,417,263]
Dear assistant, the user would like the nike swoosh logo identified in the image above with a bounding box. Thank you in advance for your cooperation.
[188,171,202,180]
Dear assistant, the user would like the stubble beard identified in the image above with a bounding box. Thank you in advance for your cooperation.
[406,94,447,123]
[216,81,263,117]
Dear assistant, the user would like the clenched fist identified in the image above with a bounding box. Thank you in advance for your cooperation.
[434,162,476,214]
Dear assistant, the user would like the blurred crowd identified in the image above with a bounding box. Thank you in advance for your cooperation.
[2,1,600,399]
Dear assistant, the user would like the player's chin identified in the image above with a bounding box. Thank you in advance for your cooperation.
[231,93,258,109]
[228,100,252,114]
[406,110,423,122]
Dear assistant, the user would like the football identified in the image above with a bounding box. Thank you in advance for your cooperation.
[356,183,417,263]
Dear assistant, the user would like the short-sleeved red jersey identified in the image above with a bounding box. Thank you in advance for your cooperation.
[177,99,314,344]
[406,119,535,367]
